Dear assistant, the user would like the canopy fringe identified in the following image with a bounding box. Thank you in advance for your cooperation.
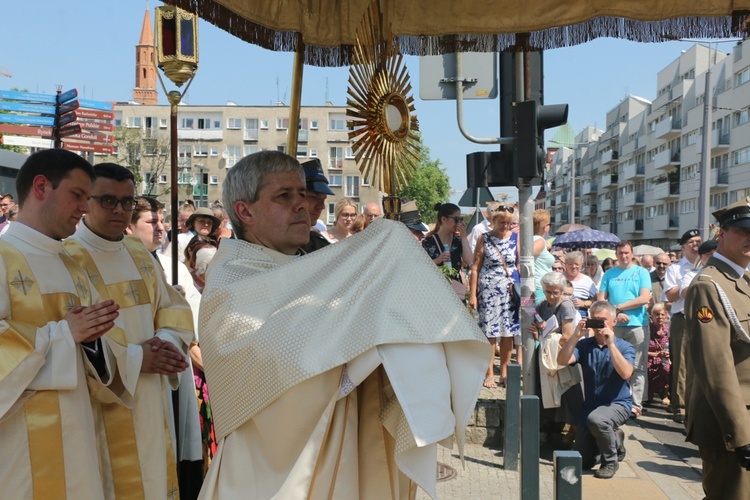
[162,0,749,67]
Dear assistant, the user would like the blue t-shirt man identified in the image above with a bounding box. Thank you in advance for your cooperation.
[599,265,651,326]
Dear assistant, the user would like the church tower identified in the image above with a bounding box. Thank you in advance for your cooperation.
[133,9,158,104]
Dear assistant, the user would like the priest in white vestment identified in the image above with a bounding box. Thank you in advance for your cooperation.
[65,164,195,499]
[198,151,490,499]
[0,150,126,499]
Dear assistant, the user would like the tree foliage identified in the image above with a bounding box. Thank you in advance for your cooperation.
[102,126,172,198]
[397,144,450,224]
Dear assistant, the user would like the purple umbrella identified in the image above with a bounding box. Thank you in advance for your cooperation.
[553,228,621,249]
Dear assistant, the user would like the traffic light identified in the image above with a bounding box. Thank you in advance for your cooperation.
[513,100,568,179]
[466,151,515,187]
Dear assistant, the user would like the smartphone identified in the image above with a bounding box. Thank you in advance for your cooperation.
[586,318,605,329]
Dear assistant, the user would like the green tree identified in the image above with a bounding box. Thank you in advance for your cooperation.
[397,145,450,224]
[102,126,172,199]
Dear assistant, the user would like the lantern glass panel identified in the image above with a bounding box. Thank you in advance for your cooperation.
[180,19,195,56]
[162,17,176,56]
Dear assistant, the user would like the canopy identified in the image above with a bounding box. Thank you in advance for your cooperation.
[553,228,621,249]
[633,244,665,256]
[555,223,591,235]
[162,0,750,66]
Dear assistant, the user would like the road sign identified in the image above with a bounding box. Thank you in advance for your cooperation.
[58,100,80,115]
[64,131,114,143]
[58,124,82,138]
[0,102,56,115]
[78,120,115,132]
[0,114,55,126]
[78,98,113,112]
[63,142,114,154]
[0,89,56,104]
[0,124,53,137]
[57,111,77,127]
[74,108,115,121]
[1,135,54,148]
[58,88,78,104]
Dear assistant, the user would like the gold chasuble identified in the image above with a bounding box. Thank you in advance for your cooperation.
[66,222,194,500]
[0,222,130,499]
[198,219,490,499]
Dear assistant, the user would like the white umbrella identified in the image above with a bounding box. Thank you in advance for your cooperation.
[633,244,664,256]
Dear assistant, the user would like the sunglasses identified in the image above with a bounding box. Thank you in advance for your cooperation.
[494,206,514,214]
[450,216,463,223]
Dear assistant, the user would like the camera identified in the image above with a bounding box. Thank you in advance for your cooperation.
[585,318,605,329]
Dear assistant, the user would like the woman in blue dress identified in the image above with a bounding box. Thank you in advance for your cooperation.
[469,206,520,388]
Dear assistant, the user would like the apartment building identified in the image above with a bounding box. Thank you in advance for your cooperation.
[108,102,381,225]
[545,41,750,248]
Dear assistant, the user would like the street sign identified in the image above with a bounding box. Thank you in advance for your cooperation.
[58,100,80,115]
[58,88,78,104]
[58,124,82,138]
[0,89,56,104]
[63,142,114,154]
[0,114,55,126]
[0,124,53,137]
[0,102,56,115]
[74,108,115,121]
[78,120,115,132]
[57,111,77,127]
[78,98,113,112]
[1,135,54,148]
[64,131,114,143]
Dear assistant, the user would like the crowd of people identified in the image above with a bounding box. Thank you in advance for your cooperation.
[3,147,750,498]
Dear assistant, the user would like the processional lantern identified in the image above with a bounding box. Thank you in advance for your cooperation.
[156,5,199,87]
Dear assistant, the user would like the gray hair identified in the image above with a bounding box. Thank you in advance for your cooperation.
[565,250,583,264]
[540,271,567,290]
[589,300,616,318]
[223,151,304,238]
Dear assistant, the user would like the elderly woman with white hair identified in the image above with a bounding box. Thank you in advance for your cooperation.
[564,251,598,319]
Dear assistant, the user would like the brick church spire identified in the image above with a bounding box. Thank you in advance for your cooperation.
[133,8,158,104]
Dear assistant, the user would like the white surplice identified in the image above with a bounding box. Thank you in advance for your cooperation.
[198,219,490,499]
[0,222,127,499]
[69,221,195,498]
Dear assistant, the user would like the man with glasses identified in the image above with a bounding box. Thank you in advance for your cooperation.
[663,229,701,424]
[0,193,14,235]
[649,253,671,313]
[65,163,194,499]
[686,198,750,498]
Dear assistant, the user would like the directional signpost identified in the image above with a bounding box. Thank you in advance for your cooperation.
[0,87,115,155]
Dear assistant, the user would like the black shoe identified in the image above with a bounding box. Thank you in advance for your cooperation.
[616,428,626,462]
[594,462,619,479]
[673,414,685,424]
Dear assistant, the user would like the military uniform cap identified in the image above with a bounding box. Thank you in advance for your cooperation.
[301,158,335,196]
[712,196,750,228]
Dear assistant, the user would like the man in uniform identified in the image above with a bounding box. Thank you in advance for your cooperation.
[664,229,701,423]
[65,163,194,499]
[197,151,489,499]
[300,158,335,253]
[0,149,122,498]
[686,198,750,498]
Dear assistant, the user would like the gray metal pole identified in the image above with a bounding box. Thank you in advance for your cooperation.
[698,45,713,240]
[520,395,540,499]
[504,363,521,470]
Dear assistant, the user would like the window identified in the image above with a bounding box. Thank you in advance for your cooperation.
[680,199,696,214]
[181,118,195,129]
[329,147,344,169]
[210,147,219,157]
[244,145,258,156]
[245,118,259,140]
[209,175,219,185]
[735,107,750,126]
[276,117,290,130]
[260,119,268,130]
[310,120,319,130]
[277,145,287,154]
[226,146,242,168]
[298,118,309,130]
[227,118,242,129]
[126,116,142,128]
[329,113,346,131]
[296,145,308,157]
[159,118,167,128]
[328,174,342,186]
[327,203,336,224]
[731,188,750,202]
[197,118,210,129]
[346,146,355,159]
[733,146,750,166]
[361,176,370,186]
[194,145,208,157]
[158,174,168,184]
[309,149,318,158]
[115,118,122,127]
[214,121,220,129]
[735,67,750,87]
[178,145,191,168]
[345,175,360,198]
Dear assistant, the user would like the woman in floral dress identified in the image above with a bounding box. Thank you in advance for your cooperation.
[469,206,520,388]
[647,302,671,404]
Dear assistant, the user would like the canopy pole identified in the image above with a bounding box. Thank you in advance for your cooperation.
[288,36,304,156]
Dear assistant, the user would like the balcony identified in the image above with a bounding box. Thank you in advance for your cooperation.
[652,182,680,200]
[600,198,611,212]
[601,150,619,166]
[623,163,645,180]
[297,129,309,142]
[550,199,556,207]
[655,116,682,139]
[561,193,569,204]
[244,129,259,141]
[591,204,598,215]
[653,214,680,231]
[711,169,730,188]
[329,158,344,169]
[582,180,592,195]
[581,204,591,217]
[178,129,223,141]
[599,223,613,233]
[653,149,680,171]
[621,218,645,234]
[712,131,730,151]
[620,190,644,207]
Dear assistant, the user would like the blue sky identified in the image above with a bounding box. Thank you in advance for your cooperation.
[1,1,709,198]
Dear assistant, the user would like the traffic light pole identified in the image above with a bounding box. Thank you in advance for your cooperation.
[514,41,537,395]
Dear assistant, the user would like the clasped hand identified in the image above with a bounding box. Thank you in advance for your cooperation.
[65,300,120,344]
[141,337,189,375]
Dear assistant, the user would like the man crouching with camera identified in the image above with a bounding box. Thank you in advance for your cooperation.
[557,301,635,479]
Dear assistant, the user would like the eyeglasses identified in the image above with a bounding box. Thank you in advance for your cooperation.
[340,213,357,219]
[90,195,136,211]
[450,216,463,223]
[543,289,562,296]
[494,205,514,214]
